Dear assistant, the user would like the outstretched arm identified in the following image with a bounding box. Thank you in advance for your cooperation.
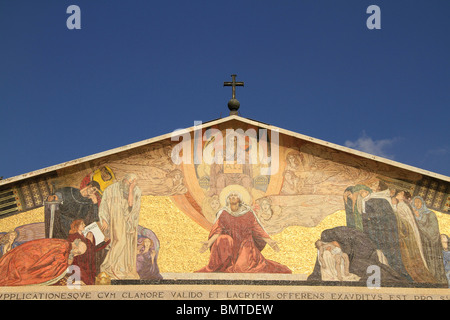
[263,238,280,252]
[199,233,220,253]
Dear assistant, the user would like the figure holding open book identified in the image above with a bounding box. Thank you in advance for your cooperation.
[99,173,142,280]
[67,219,110,285]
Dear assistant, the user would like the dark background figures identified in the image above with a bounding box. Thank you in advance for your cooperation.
[343,186,356,229]
[411,196,447,284]
[44,182,100,239]
[343,185,368,231]
[307,226,411,286]
[343,183,411,282]
[441,234,450,287]
[362,197,412,282]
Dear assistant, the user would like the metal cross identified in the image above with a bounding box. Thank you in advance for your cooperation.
[223,74,244,100]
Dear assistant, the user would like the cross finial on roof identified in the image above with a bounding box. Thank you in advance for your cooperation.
[224,74,244,116]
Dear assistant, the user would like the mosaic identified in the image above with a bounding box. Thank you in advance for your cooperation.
[0,119,449,291]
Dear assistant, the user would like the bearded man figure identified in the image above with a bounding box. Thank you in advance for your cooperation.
[196,185,291,274]
[99,173,141,280]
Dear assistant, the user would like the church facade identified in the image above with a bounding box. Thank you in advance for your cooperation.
[0,115,449,295]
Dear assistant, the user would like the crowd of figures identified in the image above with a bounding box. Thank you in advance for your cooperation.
[0,166,162,286]
[1,161,449,288]
[309,180,450,287]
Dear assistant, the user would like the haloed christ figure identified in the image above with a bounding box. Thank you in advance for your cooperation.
[196,186,291,274]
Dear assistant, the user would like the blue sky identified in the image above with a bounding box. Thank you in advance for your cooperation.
[0,0,449,179]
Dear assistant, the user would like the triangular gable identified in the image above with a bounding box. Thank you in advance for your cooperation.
[1,114,450,289]
[0,115,449,219]
[1,115,449,185]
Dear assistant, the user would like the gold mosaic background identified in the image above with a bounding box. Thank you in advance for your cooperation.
[0,207,44,232]
[139,196,350,274]
[1,195,450,276]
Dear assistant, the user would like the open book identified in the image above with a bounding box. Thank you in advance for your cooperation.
[82,222,105,244]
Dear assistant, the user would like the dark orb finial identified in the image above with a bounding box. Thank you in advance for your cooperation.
[228,98,240,115]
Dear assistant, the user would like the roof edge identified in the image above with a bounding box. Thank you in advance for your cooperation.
[1,115,449,187]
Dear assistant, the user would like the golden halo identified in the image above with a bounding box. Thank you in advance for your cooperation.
[219,184,252,208]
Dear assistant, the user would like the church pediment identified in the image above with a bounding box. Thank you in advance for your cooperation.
[1,115,448,220]
[0,114,449,290]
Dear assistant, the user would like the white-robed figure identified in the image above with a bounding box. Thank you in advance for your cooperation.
[99,173,141,279]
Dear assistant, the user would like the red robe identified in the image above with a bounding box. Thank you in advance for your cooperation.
[196,209,291,273]
[67,233,110,285]
[0,239,71,286]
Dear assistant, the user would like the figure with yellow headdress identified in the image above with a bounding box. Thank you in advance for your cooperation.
[80,166,116,206]
[196,185,291,274]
